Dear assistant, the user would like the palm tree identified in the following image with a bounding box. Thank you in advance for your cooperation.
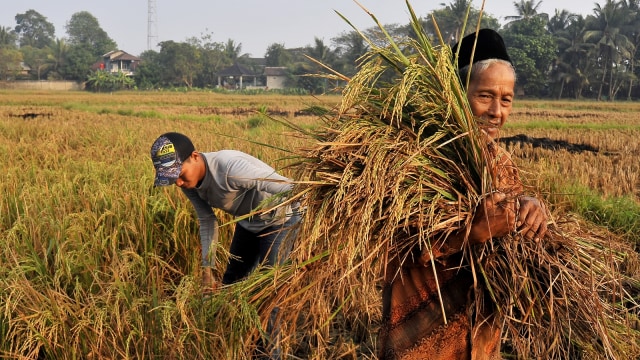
[554,15,592,98]
[332,31,368,76]
[47,38,68,79]
[547,9,578,35]
[307,37,338,92]
[223,39,243,61]
[584,0,634,100]
[505,0,549,25]
[437,0,473,43]
[548,9,582,99]
[620,0,640,100]
[306,37,337,67]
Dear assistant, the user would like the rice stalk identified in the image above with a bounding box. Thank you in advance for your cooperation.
[482,213,640,359]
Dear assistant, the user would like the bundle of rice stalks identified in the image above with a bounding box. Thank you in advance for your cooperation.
[267,2,491,357]
[283,1,492,271]
[482,213,640,359]
[264,1,640,358]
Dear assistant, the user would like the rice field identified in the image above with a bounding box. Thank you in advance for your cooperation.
[1,90,639,359]
[501,100,640,241]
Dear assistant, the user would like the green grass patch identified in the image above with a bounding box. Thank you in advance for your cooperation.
[558,184,640,245]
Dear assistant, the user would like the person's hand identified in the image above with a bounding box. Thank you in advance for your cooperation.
[201,267,219,294]
[515,196,548,242]
[468,191,517,244]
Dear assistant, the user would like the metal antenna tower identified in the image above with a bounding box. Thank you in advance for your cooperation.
[147,0,158,50]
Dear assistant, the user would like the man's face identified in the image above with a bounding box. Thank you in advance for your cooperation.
[175,153,201,189]
[466,62,515,141]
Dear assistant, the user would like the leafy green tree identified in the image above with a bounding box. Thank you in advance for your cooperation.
[65,11,117,58]
[331,31,368,76]
[502,16,557,96]
[157,40,201,88]
[198,48,229,88]
[264,43,291,67]
[62,12,116,82]
[134,50,162,89]
[59,45,95,81]
[20,45,53,80]
[0,48,23,80]
[0,26,18,49]
[14,9,55,49]
[184,32,230,88]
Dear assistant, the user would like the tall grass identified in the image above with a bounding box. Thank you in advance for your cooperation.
[0,93,319,359]
[1,84,640,358]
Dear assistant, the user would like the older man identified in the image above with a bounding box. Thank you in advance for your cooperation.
[377,29,548,360]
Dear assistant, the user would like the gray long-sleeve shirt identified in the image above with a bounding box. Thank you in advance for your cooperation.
[181,150,295,266]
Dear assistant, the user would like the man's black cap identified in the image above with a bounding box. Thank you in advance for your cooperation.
[452,28,511,70]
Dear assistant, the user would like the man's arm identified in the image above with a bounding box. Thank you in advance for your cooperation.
[420,192,548,264]
[420,191,516,263]
[182,188,218,267]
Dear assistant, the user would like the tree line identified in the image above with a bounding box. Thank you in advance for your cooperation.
[1,0,639,100]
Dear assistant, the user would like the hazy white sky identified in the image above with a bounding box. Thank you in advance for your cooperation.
[1,0,593,57]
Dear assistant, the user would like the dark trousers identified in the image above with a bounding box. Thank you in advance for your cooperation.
[221,213,298,285]
[221,214,299,360]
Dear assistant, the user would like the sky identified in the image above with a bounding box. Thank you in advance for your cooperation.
[1,0,592,58]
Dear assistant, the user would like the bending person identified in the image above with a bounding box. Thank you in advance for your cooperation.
[150,132,300,289]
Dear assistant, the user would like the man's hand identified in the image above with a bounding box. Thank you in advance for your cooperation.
[420,193,549,264]
[202,267,219,294]
[468,191,517,244]
[515,196,548,242]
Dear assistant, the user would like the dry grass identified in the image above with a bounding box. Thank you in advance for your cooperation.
[0,90,329,359]
[502,106,640,200]
[1,80,640,359]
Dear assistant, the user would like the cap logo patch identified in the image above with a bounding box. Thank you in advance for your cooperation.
[157,143,175,157]
[156,144,177,167]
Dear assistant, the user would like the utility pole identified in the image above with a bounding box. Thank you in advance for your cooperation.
[147,0,158,51]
